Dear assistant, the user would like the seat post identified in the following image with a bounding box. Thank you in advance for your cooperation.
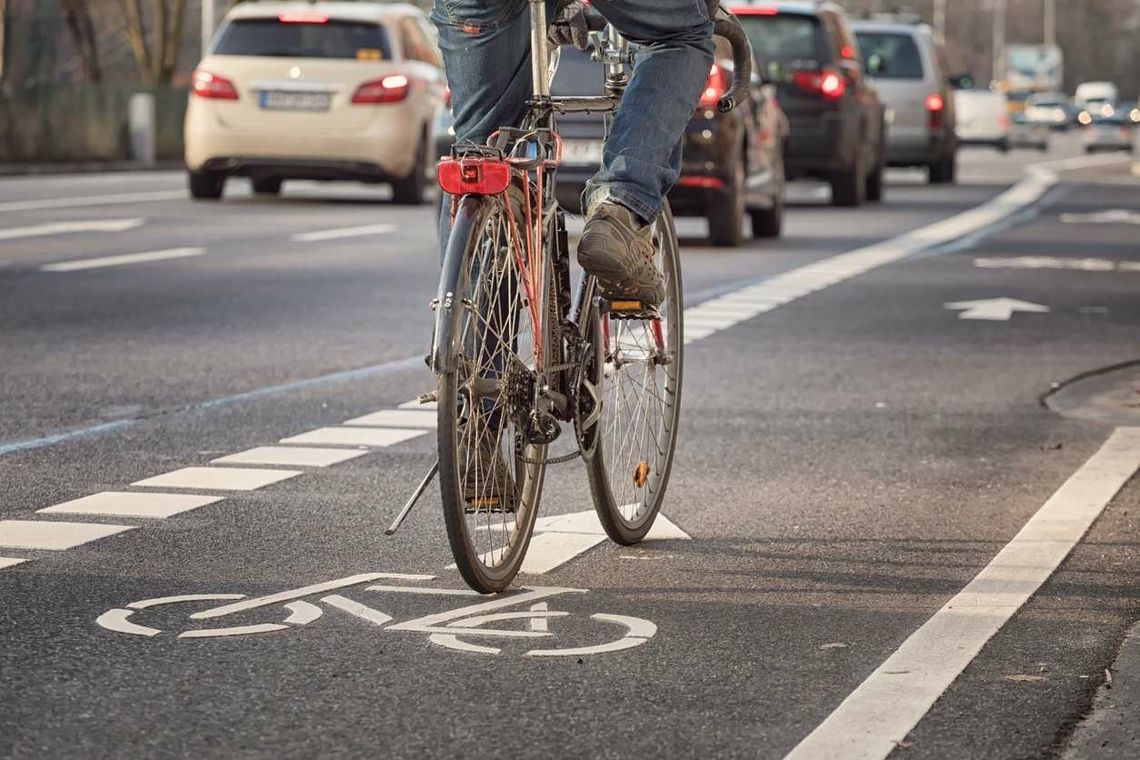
[529,0,551,98]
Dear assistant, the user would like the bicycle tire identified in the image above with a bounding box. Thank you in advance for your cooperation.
[583,203,684,545]
[436,192,554,593]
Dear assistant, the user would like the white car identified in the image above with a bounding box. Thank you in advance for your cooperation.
[184,1,447,202]
[953,89,1010,152]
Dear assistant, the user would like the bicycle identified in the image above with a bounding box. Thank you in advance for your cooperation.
[400,1,753,593]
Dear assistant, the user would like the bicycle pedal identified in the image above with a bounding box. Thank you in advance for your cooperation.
[607,300,661,321]
[417,391,438,405]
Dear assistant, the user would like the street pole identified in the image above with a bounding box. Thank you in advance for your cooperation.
[933,0,947,48]
[1043,0,1056,47]
[201,0,216,57]
[992,0,1007,85]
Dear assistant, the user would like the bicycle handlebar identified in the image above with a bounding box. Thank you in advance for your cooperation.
[710,5,753,113]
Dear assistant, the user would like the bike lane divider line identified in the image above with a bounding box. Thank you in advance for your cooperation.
[211,446,369,468]
[40,247,206,273]
[343,409,437,428]
[131,467,303,491]
[0,520,135,550]
[38,492,225,519]
[292,223,396,243]
[278,427,427,447]
[784,426,1140,760]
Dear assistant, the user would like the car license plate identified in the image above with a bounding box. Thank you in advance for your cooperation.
[562,139,604,165]
[259,90,332,112]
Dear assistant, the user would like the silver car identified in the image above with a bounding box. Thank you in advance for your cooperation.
[851,20,958,184]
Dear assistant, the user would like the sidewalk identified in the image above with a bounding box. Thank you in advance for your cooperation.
[1064,621,1140,758]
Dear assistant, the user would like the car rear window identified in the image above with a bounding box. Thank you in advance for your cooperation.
[854,31,924,80]
[737,13,825,68]
[213,18,392,60]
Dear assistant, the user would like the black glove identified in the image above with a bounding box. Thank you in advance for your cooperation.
[549,0,591,51]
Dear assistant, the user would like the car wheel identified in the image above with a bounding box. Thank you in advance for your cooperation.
[392,133,428,205]
[252,176,283,195]
[997,139,1010,154]
[831,151,866,208]
[865,159,884,202]
[188,170,225,201]
[929,153,956,184]
[707,153,745,247]
[750,155,784,239]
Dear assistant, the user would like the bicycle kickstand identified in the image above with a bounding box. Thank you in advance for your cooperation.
[385,459,439,536]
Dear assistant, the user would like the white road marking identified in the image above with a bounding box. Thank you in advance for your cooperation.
[785,427,1140,760]
[0,557,29,570]
[974,256,1133,272]
[0,189,185,214]
[0,218,143,241]
[321,594,394,626]
[0,520,135,550]
[211,446,369,468]
[41,247,205,272]
[514,510,691,575]
[131,466,302,491]
[292,223,397,242]
[179,623,289,639]
[944,297,1050,321]
[343,409,437,428]
[191,573,432,620]
[525,613,656,657]
[279,427,427,447]
[1059,209,1140,225]
[398,399,437,410]
[38,491,225,519]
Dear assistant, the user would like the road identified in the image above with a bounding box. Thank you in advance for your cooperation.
[1,136,1138,759]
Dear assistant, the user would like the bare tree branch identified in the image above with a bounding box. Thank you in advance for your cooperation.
[60,0,103,83]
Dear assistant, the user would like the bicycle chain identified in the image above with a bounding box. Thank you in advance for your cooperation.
[520,449,582,465]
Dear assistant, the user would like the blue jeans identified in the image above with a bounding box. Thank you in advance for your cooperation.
[431,0,714,225]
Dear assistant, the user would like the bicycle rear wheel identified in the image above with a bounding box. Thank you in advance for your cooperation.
[583,203,684,545]
[437,192,553,593]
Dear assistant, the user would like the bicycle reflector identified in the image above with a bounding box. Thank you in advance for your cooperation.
[437,158,511,195]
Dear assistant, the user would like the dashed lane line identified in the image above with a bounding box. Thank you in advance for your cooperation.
[343,409,437,428]
[39,492,225,519]
[784,427,1140,760]
[279,427,427,447]
[0,218,144,242]
[131,467,303,491]
[0,520,135,550]
[292,223,397,242]
[0,189,185,214]
[212,446,370,468]
[41,247,205,272]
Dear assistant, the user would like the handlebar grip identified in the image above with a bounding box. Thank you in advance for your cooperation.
[712,7,753,113]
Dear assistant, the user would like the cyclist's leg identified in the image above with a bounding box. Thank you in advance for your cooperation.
[583,0,715,222]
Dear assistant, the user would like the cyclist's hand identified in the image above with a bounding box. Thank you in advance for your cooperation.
[549,0,592,51]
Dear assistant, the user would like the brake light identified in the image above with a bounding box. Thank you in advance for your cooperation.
[437,158,512,196]
[840,45,855,59]
[352,75,410,104]
[698,64,728,110]
[925,93,945,128]
[443,86,453,109]
[191,69,239,100]
[278,13,329,24]
[998,112,1010,130]
[677,175,725,189]
[733,6,779,15]
[794,69,845,100]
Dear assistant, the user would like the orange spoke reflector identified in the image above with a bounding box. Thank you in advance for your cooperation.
[634,461,650,489]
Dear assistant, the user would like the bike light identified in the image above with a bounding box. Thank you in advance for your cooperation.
[352,75,410,104]
[438,158,511,196]
[191,69,239,100]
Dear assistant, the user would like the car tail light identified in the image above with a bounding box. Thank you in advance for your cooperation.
[794,69,846,100]
[437,158,512,196]
[698,64,728,110]
[733,6,779,15]
[840,44,856,59]
[352,75,410,104]
[443,86,453,108]
[925,93,945,128]
[677,175,725,189]
[998,112,1010,130]
[191,69,239,100]
[278,13,329,24]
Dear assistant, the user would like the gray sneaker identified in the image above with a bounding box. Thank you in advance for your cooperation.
[460,426,516,513]
[578,202,665,308]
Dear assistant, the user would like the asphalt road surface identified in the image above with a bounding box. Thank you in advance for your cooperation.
[2,135,1138,760]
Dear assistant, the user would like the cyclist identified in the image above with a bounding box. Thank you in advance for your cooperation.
[432,0,715,308]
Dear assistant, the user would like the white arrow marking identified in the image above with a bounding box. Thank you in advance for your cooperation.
[943,297,1051,321]
[0,218,143,241]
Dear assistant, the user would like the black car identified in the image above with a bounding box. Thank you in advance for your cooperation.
[731,1,887,206]
[552,39,788,247]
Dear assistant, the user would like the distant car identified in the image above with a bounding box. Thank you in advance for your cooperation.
[1024,92,1071,131]
[850,19,957,184]
[1082,114,1134,154]
[184,1,448,202]
[1073,81,1119,110]
[954,89,1010,152]
[732,1,887,207]
[552,40,788,247]
[1009,112,1048,152]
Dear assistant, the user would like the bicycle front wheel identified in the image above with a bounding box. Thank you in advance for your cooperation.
[436,192,553,593]
[584,203,684,545]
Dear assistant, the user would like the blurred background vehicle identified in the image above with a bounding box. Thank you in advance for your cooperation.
[184,1,447,202]
[732,2,887,208]
[850,18,958,184]
[1009,112,1048,151]
[552,38,788,247]
[1082,112,1135,154]
[1023,92,1072,131]
[1073,81,1119,110]
[953,88,1010,152]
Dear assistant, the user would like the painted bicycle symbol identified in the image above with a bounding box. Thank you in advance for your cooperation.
[96,573,656,657]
